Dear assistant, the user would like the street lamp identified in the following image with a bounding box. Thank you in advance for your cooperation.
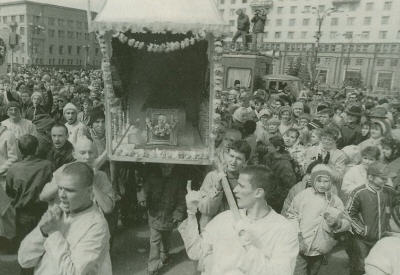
[303,6,342,90]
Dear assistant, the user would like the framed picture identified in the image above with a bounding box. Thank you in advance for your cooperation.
[146,108,178,145]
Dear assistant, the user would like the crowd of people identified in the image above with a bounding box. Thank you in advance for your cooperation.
[0,64,400,275]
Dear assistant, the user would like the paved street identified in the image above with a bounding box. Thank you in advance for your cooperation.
[1,223,350,275]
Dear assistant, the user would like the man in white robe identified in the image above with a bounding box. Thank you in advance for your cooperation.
[179,165,299,275]
[18,162,112,275]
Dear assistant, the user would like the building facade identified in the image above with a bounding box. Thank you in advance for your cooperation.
[0,0,101,68]
[217,0,400,93]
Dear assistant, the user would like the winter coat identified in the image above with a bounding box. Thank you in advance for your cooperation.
[338,122,362,149]
[144,165,186,231]
[263,150,298,213]
[251,14,266,33]
[46,141,75,171]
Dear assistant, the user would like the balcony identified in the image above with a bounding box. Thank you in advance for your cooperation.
[250,0,273,11]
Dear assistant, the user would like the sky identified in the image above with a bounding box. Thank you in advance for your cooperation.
[0,0,107,12]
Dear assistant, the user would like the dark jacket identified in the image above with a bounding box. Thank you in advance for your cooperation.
[251,13,266,33]
[347,183,398,242]
[25,90,53,121]
[263,150,298,213]
[51,108,66,124]
[46,141,75,171]
[6,156,53,216]
[144,165,187,231]
[338,122,362,149]
[237,14,250,32]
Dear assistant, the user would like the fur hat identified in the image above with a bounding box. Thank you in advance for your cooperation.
[63,103,78,114]
[310,164,333,189]
[346,105,363,117]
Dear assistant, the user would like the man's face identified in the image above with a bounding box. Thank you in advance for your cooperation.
[234,83,240,91]
[382,146,392,159]
[233,173,258,209]
[64,110,77,124]
[7,107,21,121]
[310,131,320,145]
[370,124,382,139]
[299,118,309,128]
[348,95,357,103]
[73,141,97,167]
[267,124,278,133]
[368,175,387,190]
[254,102,263,112]
[345,113,358,124]
[225,149,246,173]
[57,174,92,213]
[32,95,41,106]
[293,107,303,117]
[314,175,331,193]
[280,111,290,122]
[361,155,376,166]
[222,131,241,149]
[92,118,105,136]
[318,114,330,125]
[58,98,67,109]
[51,126,68,149]
[315,92,323,101]
[21,93,30,104]
[283,131,298,147]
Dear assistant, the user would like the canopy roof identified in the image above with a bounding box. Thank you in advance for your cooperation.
[262,74,302,82]
[92,0,229,35]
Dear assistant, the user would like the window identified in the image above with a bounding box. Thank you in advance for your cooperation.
[76,32,82,39]
[67,20,73,27]
[95,48,99,56]
[58,19,64,27]
[275,32,281,39]
[49,45,53,54]
[58,30,65,38]
[376,72,392,90]
[347,17,355,26]
[77,46,81,55]
[289,19,296,26]
[361,31,370,39]
[33,15,40,24]
[85,33,89,40]
[11,16,16,22]
[362,45,369,52]
[276,19,282,26]
[379,31,387,39]
[230,9,235,16]
[331,18,338,26]
[220,0,224,4]
[48,17,55,26]
[366,2,373,11]
[264,32,268,39]
[48,29,55,38]
[330,31,337,39]
[384,2,392,10]
[68,45,72,55]
[356,59,363,66]
[391,59,398,67]
[381,16,389,25]
[59,45,63,55]
[302,18,310,26]
[19,15,24,22]
[230,0,235,4]
[19,27,25,35]
[67,31,73,38]
[363,17,371,26]
[242,0,247,3]
[287,32,294,39]
[304,5,311,13]
[349,4,357,11]
[331,45,336,52]
[76,21,82,29]
[219,9,224,16]
[290,6,297,14]
[344,58,350,65]
[229,20,234,26]
[277,7,283,14]
[376,59,385,66]
[301,31,307,39]
[2,16,7,23]
[318,5,325,11]
[318,70,327,84]
[21,43,25,53]
[344,32,353,39]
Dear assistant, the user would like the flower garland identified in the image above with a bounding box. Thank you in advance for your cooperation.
[113,31,206,53]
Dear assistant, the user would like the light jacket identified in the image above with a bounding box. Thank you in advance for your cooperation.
[286,188,350,256]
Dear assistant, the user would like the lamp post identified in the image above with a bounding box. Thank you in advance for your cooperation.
[304,6,341,91]
[83,45,90,68]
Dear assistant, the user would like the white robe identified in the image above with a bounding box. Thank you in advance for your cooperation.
[179,209,299,275]
[18,204,112,275]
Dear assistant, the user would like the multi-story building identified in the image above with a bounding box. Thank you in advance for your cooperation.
[217,0,400,93]
[0,0,102,68]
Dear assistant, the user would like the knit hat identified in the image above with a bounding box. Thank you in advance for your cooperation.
[292,102,304,110]
[310,164,333,190]
[371,119,390,137]
[279,106,292,116]
[63,102,78,114]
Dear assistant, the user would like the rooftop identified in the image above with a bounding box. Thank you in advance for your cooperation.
[0,0,106,12]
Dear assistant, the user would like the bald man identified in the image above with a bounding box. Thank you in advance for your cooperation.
[39,138,115,214]
[18,162,112,275]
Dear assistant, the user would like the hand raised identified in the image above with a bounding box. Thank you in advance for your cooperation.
[186,181,202,214]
